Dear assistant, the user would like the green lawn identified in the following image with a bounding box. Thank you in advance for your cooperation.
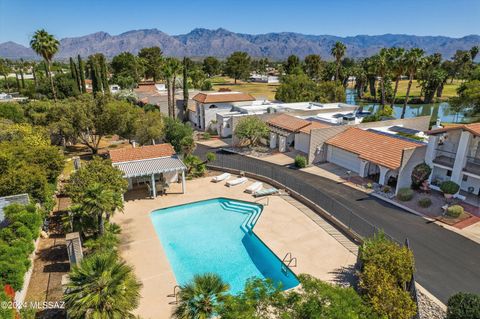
[211,76,279,100]
[394,79,460,99]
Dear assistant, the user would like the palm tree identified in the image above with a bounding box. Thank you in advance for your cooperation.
[331,41,347,81]
[64,253,142,319]
[401,48,425,118]
[80,183,123,236]
[374,49,391,107]
[30,29,60,101]
[162,58,182,118]
[172,273,230,319]
[388,47,405,107]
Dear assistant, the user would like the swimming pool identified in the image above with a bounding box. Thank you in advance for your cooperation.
[150,198,299,293]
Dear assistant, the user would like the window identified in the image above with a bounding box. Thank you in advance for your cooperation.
[463,175,468,182]
[447,170,452,177]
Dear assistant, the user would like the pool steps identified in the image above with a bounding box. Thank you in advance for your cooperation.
[219,200,262,233]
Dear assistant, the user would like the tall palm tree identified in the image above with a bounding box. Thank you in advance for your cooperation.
[80,183,123,236]
[331,41,347,81]
[374,49,391,107]
[401,48,425,118]
[162,58,182,118]
[64,252,142,319]
[30,29,60,101]
[173,273,230,319]
[388,47,405,107]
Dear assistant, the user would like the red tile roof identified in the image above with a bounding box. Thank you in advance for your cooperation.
[192,92,255,103]
[426,123,480,137]
[109,143,175,163]
[299,121,332,134]
[267,114,312,132]
[326,128,424,170]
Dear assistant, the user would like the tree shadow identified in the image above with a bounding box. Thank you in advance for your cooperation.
[328,265,358,288]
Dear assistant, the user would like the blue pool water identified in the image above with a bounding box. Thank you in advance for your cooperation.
[150,198,299,293]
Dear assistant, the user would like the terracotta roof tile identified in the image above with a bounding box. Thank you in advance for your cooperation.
[426,123,480,136]
[109,143,175,163]
[299,121,332,134]
[326,128,424,170]
[267,114,312,132]
[192,92,255,103]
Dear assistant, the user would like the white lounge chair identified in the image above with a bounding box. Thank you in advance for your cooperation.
[245,182,263,194]
[211,173,231,183]
[226,177,248,187]
[254,188,278,197]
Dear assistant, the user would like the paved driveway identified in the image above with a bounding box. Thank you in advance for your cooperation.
[195,145,480,303]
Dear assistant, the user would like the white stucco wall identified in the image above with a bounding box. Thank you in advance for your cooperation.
[461,173,480,195]
[327,146,361,172]
[396,146,427,193]
[295,133,310,154]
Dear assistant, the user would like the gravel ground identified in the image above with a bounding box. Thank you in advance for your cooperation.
[418,291,446,319]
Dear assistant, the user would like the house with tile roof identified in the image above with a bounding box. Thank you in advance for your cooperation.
[190,91,256,131]
[425,123,480,200]
[324,128,426,192]
[109,143,187,198]
[267,113,332,153]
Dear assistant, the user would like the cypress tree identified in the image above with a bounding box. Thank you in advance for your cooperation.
[78,54,86,93]
[99,55,110,96]
[70,57,81,91]
[183,57,189,121]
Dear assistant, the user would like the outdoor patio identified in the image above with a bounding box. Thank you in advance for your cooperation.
[113,175,358,319]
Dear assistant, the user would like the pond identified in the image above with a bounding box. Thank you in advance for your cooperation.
[345,89,478,123]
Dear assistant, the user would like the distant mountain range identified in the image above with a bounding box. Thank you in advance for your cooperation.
[1,28,479,60]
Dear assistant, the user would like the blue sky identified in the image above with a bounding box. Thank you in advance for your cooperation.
[1,0,479,45]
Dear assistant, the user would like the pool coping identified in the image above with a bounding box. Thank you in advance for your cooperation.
[148,196,300,290]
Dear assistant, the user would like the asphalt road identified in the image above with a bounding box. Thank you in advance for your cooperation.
[195,145,480,303]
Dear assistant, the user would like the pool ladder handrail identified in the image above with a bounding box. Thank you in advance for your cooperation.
[167,285,181,304]
[281,252,297,273]
[254,196,269,206]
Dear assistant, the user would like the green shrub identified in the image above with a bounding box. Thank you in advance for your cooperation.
[440,181,460,195]
[397,188,414,201]
[418,197,432,208]
[294,155,307,168]
[382,186,391,193]
[446,205,464,218]
[411,163,432,189]
[447,292,480,319]
[203,132,211,140]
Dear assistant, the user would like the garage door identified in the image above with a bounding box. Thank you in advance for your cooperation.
[328,147,360,172]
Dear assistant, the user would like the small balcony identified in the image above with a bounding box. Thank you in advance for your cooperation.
[432,149,456,168]
[465,156,480,176]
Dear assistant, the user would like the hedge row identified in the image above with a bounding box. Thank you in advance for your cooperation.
[0,204,42,291]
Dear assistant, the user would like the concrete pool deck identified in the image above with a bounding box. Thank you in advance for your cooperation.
[113,175,357,319]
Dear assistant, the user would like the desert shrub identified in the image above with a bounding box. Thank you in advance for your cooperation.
[358,233,417,319]
[203,132,211,140]
[294,155,307,168]
[382,186,391,193]
[440,181,460,195]
[397,188,414,201]
[411,163,432,189]
[446,205,464,218]
[446,292,480,319]
[418,197,432,208]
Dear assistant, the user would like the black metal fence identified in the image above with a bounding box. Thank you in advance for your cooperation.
[206,149,391,242]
